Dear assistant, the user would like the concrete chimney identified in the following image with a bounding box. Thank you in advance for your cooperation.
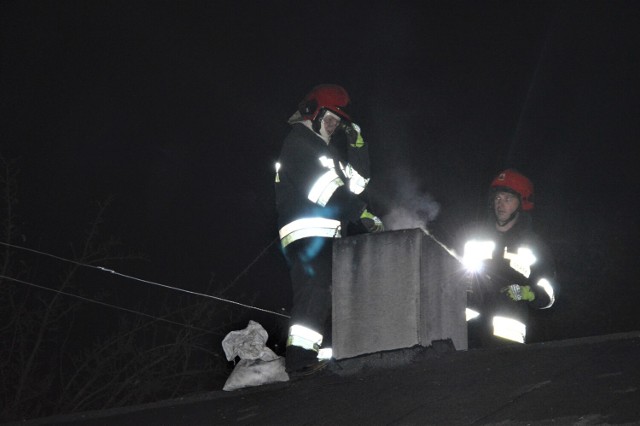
[332,228,467,359]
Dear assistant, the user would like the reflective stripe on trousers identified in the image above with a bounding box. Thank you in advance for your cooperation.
[466,310,526,344]
[492,316,526,343]
[287,324,323,352]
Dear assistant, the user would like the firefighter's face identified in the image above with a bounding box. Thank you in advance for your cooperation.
[493,191,520,223]
[321,111,341,136]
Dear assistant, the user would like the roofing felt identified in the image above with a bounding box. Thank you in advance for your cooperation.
[19,331,640,425]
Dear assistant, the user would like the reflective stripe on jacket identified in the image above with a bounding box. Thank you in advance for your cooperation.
[275,123,368,247]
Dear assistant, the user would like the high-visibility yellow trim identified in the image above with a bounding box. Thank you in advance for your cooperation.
[504,247,536,278]
[306,156,345,207]
[317,347,332,360]
[350,123,364,148]
[308,169,343,206]
[349,174,368,194]
[537,278,555,308]
[492,316,526,343]
[287,324,323,352]
[279,218,341,248]
[339,162,369,195]
[466,308,480,321]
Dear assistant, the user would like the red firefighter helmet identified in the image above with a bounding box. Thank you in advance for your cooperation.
[490,169,534,211]
[298,84,351,121]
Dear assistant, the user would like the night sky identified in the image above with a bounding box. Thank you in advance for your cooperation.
[2,1,640,342]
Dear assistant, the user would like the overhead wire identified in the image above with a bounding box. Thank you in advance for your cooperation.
[0,239,291,320]
[0,274,217,334]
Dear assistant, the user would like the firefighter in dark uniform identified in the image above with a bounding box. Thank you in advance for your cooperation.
[462,169,556,347]
[275,84,383,374]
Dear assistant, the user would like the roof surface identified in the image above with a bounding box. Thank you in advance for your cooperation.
[17,331,640,425]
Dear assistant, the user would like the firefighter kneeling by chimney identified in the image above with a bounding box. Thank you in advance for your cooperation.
[461,169,556,347]
[274,84,384,376]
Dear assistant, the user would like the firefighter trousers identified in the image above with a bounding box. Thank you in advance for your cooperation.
[283,236,334,347]
[467,284,530,347]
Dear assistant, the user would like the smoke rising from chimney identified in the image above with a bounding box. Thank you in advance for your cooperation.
[380,171,440,231]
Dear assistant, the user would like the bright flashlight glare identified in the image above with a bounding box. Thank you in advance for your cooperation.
[463,240,495,273]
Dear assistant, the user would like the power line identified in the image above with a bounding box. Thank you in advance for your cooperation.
[0,240,291,319]
[0,274,217,334]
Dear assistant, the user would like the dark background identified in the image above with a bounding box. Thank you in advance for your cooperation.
[1,1,639,346]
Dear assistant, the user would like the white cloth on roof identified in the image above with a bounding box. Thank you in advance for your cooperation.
[221,320,289,391]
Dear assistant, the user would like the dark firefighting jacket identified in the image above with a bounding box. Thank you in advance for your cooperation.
[275,123,370,248]
[463,214,557,310]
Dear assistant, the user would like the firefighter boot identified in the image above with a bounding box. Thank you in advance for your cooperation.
[285,346,328,376]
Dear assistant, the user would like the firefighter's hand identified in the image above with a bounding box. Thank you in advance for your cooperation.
[344,122,365,148]
[360,209,384,233]
[502,284,535,302]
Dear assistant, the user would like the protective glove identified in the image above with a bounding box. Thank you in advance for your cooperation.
[502,284,535,302]
[360,209,384,233]
[344,123,365,148]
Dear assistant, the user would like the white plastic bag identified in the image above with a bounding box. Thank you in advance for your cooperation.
[222,320,289,391]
